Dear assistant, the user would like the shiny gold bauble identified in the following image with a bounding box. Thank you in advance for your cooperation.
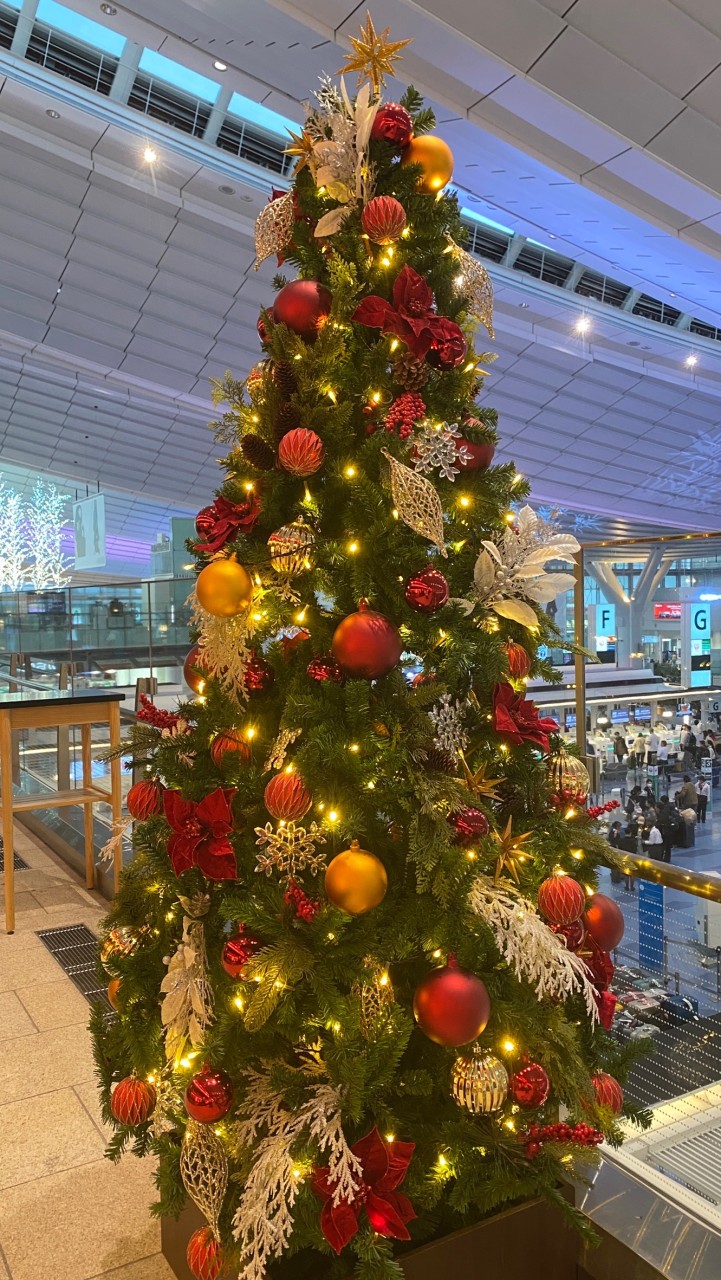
[400,135,454,193]
[451,1046,508,1114]
[100,925,146,970]
[107,978,122,1011]
[547,747,590,804]
[267,520,315,576]
[196,557,253,618]
[325,840,388,915]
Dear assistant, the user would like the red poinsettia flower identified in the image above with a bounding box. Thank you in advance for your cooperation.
[352,263,463,360]
[192,494,261,555]
[492,683,559,753]
[163,788,237,880]
[313,1127,415,1254]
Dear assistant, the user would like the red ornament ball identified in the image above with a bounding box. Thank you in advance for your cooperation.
[425,322,467,371]
[257,313,269,346]
[211,729,251,768]
[584,893,625,951]
[509,1061,550,1109]
[278,427,325,477]
[370,102,413,148]
[505,640,531,681]
[537,875,586,926]
[221,926,262,979]
[413,956,490,1047]
[592,1071,624,1115]
[361,195,407,245]
[264,771,312,822]
[111,1076,156,1126]
[246,360,268,392]
[550,919,586,952]
[448,806,489,846]
[184,1065,234,1124]
[307,654,345,684]
[187,1226,223,1280]
[457,422,496,472]
[183,645,208,695]
[126,778,163,821]
[404,567,449,613]
[244,652,274,696]
[195,505,216,540]
[273,280,332,340]
[331,599,402,680]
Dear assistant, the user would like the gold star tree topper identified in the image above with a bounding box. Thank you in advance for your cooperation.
[338,12,412,95]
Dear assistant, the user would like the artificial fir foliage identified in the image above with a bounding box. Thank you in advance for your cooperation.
[93,25,649,1280]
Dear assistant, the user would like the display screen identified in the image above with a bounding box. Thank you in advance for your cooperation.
[611,708,629,723]
[654,602,682,619]
[633,705,652,721]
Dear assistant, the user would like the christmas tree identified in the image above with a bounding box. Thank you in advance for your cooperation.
[93,17,647,1280]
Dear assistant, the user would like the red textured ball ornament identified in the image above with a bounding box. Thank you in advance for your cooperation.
[264,771,312,822]
[404,567,449,613]
[584,893,625,951]
[537,875,586,926]
[195,506,216,541]
[273,280,332,340]
[505,640,532,681]
[210,729,251,767]
[331,599,402,680]
[244,652,274,696]
[111,1076,156,1126]
[550,919,586,952]
[187,1226,223,1280]
[592,1071,624,1116]
[426,322,467,370]
[184,1065,234,1124]
[361,195,407,245]
[126,778,163,821]
[413,955,490,1047]
[370,102,413,148]
[306,654,345,685]
[448,807,489,846]
[278,427,325,477]
[509,1061,550,1109]
[221,926,262,979]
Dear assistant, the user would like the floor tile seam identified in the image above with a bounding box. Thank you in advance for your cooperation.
[0,1152,109,1195]
[73,1082,112,1145]
[0,1077,97,1107]
[88,1252,166,1280]
[0,1237,11,1280]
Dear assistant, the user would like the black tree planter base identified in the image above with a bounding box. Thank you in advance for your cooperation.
[162,1193,578,1280]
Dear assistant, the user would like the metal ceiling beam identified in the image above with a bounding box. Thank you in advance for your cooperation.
[10,0,38,60]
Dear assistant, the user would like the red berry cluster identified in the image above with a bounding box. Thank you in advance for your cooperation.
[586,799,621,820]
[382,392,426,440]
[550,787,588,809]
[523,1121,603,1159]
[284,880,321,922]
[137,694,180,730]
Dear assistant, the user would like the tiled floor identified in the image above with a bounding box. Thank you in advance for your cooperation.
[0,825,174,1280]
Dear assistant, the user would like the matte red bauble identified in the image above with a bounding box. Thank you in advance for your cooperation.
[307,654,345,684]
[404,567,449,613]
[413,956,490,1047]
[457,437,496,472]
[184,1066,234,1124]
[509,1061,550,1109]
[537,875,586,926]
[195,506,216,541]
[244,652,274,695]
[584,893,625,951]
[187,1226,223,1280]
[264,771,312,822]
[550,919,586,952]
[370,102,413,148]
[592,1071,623,1115]
[221,926,262,979]
[448,807,489,846]
[361,195,407,245]
[126,778,163,821]
[111,1076,156,1125]
[210,729,251,767]
[426,323,467,370]
[184,645,208,695]
[331,599,402,680]
[505,640,532,681]
[278,427,325,477]
[273,280,332,340]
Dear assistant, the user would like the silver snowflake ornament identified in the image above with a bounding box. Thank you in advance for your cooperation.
[413,421,470,482]
[428,692,469,754]
[254,821,327,879]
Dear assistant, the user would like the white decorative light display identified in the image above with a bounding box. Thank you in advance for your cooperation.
[0,477,72,591]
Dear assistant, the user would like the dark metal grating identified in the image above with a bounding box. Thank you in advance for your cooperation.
[0,4,17,48]
[26,24,117,95]
[36,923,112,1010]
[216,116,293,175]
[0,838,29,872]
[128,73,211,138]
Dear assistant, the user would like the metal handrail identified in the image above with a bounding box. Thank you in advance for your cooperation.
[614,850,721,903]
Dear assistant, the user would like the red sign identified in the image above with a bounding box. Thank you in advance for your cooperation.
[654,602,681,620]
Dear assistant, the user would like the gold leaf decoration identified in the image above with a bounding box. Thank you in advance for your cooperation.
[381,449,447,556]
[180,1118,228,1237]
[352,958,394,1039]
[446,235,495,338]
[254,191,295,269]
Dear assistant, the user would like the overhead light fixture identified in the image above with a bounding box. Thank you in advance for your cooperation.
[143,145,158,164]
[213,60,227,71]
[575,316,591,335]
[597,713,609,726]
[662,708,673,718]
[46,109,60,119]
[685,353,698,368]
[100,3,117,12]
[218,184,235,195]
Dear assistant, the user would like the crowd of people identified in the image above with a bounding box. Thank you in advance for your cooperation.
[611,723,720,775]
[607,773,710,866]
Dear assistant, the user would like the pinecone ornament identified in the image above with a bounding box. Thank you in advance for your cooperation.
[424,746,457,774]
[392,351,430,391]
[274,402,302,441]
[241,433,276,470]
[273,361,298,396]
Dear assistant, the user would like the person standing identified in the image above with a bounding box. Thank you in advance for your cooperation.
[657,739,670,784]
[645,822,664,856]
[675,774,698,814]
[697,776,710,824]
[614,732,627,763]
[631,730,645,767]
[647,728,659,766]
[657,796,675,862]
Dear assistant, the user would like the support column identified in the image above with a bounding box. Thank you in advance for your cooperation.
[11,0,39,59]
[574,549,587,755]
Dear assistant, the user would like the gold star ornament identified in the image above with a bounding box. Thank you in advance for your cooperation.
[489,817,533,885]
[458,753,505,802]
[338,12,412,95]
[284,127,315,174]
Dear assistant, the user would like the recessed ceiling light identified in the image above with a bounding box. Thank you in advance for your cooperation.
[240,194,253,202]
[218,184,235,195]
[213,60,227,71]
[685,353,698,368]
[143,145,158,164]
[46,109,60,119]
[518,302,529,309]
[100,3,117,12]
[575,316,591,335]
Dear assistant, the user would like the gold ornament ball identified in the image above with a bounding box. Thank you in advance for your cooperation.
[268,521,315,576]
[452,1046,509,1114]
[401,136,454,194]
[325,840,388,915]
[196,557,253,618]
